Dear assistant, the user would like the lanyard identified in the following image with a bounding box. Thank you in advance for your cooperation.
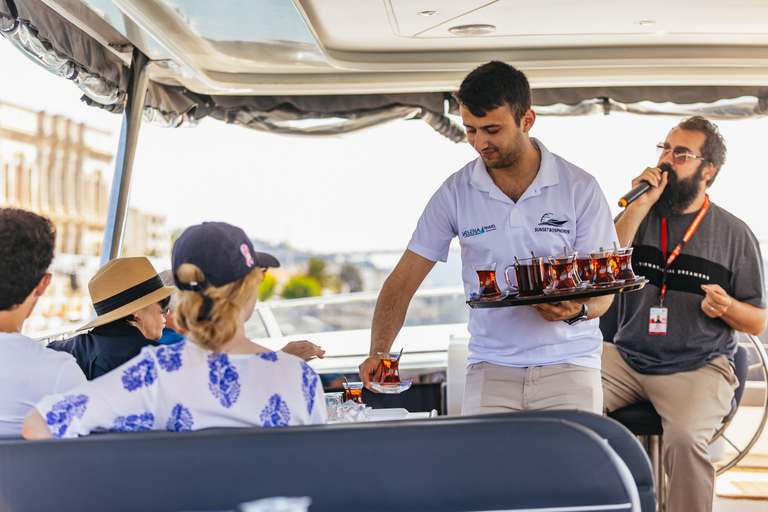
[659,194,710,306]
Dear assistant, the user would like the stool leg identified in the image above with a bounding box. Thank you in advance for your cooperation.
[640,434,666,512]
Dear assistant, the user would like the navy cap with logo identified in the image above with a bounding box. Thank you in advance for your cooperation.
[172,222,280,292]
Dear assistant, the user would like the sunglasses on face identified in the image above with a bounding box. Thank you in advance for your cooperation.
[158,296,171,314]
[656,142,708,165]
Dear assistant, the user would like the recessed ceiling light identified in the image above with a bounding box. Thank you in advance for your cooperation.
[418,11,440,17]
[449,24,496,36]
[635,20,655,26]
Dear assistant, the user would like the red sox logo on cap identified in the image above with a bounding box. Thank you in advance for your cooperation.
[240,244,255,267]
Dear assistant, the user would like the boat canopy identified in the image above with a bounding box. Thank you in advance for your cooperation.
[2,0,768,142]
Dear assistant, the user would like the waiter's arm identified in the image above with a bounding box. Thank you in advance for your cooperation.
[359,250,436,387]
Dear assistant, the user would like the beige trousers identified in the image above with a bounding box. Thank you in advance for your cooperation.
[462,361,603,415]
[602,342,737,512]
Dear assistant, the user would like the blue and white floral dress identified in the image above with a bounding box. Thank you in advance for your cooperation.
[34,340,327,438]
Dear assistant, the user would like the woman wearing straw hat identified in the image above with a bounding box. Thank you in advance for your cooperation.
[47,257,176,380]
[23,222,327,439]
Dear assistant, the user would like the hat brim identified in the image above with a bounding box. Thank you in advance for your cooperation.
[78,286,176,332]
[254,251,280,268]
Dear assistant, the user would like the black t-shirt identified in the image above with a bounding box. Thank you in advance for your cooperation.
[614,203,765,375]
[47,320,160,380]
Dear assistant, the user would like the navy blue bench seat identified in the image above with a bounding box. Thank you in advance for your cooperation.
[0,415,640,512]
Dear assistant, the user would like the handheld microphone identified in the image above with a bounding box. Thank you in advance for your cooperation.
[618,181,651,208]
[617,163,670,208]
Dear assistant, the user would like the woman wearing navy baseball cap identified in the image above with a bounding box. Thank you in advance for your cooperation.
[23,222,327,439]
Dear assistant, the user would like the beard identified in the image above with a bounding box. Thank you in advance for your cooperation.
[481,127,526,169]
[651,162,705,217]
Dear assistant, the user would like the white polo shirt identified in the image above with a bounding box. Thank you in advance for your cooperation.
[408,138,618,369]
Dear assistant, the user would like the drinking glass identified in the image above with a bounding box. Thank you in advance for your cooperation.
[547,252,579,290]
[504,257,547,297]
[376,351,402,383]
[589,249,616,286]
[472,262,501,298]
[343,381,364,404]
[613,247,636,281]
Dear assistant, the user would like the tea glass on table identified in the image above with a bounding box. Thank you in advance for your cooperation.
[376,351,402,383]
[589,249,617,286]
[613,247,636,282]
[343,381,364,404]
[504,257,547,297]
[324,391,345,421]
[546,252,579,290]
[472,262,501,299]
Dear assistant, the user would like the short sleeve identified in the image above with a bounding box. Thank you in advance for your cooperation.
[730,223,766,308]
[407,185,457,263]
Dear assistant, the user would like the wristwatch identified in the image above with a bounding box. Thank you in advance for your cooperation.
[563,303,589,325]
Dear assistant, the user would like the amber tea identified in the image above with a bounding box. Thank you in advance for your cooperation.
[473,263,501,298]
[589,250,616,285]
[613,248,636,281]
[344,382,364,404]
[505,257,547,297]
[376,351,402,383]
[547,253,578,290]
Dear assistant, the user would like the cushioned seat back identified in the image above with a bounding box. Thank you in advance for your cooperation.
[0,417,639,512]
[449,411,655,512]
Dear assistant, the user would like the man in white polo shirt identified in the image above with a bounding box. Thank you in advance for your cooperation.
[359,61,618,414]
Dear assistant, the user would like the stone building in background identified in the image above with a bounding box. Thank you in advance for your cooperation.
[0,101,169,334]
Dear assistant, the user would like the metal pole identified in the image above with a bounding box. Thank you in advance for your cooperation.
[99,47,150,266]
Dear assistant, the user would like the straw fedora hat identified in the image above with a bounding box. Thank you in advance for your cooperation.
[81,257,176,331]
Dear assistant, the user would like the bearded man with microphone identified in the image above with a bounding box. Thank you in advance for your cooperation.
[604,116,767,512]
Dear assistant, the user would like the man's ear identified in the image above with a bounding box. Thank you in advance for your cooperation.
[521,109,536,133]
[702,162,717,184]
[34,273,52,297]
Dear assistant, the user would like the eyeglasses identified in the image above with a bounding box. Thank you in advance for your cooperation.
[656,143,708,164]
[158,296,171,314]
[259,267,268,275]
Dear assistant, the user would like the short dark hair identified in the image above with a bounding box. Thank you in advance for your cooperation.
[454,61,532,123]
[0,208,56,311]
[675,116,727,187]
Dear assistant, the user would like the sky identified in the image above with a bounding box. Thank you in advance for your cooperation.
[2,39,768,255]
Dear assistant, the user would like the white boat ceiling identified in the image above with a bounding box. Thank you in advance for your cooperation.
[1,0,768,136]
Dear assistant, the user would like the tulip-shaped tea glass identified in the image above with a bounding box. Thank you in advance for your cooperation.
[547,252,579,291]
[377,351,402,383]
[589,249,616,286]
[342,381,364,404]
[576,254,594,284]
[613,247,636,282]
[472,262,501,299]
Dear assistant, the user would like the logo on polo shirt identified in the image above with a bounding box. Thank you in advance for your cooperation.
[461,224,497,238]
[534,213,570,234]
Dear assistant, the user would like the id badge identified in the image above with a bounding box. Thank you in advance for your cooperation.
[649,307,668,335]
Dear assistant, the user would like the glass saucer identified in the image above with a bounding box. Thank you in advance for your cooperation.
[543,282,588,295]
[370,379,413,394]
[591,280,619,288]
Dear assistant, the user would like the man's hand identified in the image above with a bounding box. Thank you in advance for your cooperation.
[529,298,590,322]
[281,340,325,361]
[701,284,732,318]
[628,166,669,210]
[359,355,383,389]
[615,166,669,248]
